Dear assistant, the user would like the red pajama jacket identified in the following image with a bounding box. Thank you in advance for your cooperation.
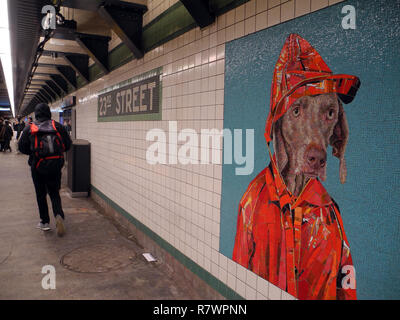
[232,155,356,300]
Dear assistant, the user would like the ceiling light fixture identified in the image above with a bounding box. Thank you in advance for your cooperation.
[0,0,15,117]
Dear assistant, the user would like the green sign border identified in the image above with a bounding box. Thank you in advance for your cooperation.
[97,67,163,122]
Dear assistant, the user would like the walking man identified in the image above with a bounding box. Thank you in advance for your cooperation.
[18,103,72,236]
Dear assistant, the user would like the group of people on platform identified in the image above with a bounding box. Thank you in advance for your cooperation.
[0,116,71,153]
[0,116,31,152]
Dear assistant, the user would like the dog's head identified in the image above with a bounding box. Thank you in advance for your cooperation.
[273,93,349,184]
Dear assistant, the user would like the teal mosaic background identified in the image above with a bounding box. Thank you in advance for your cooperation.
[220,0,400,299]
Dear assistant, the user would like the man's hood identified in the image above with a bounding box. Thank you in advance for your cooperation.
[34,103,52,122]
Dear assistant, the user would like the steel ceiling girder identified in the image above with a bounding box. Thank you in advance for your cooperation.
[180,0,215,28]
[98,2,147,59]
[46,80,62,98]
[56,65,77,89]
[75,33,110,74]
[42,84,57,100]
[49,74,69,95]
[63,54,90,83]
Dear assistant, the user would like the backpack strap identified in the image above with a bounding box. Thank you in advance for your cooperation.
[51,120,66,151]
[30,123,39,157]
[30,123,39,134]
[35,155,64,169]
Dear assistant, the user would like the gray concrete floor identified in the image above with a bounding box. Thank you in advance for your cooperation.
[0,138,202,300]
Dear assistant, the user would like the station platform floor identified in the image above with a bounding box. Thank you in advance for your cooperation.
[0,139,202,300]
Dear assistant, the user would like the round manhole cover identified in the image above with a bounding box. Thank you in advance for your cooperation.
[60,243,136,273]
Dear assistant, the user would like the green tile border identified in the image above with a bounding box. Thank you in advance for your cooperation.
[109,43,134,71]
[143,2,196,52]
[91,184,244,300]
[97,112,161,122]
[143,1,184,31]
[98,67,162,95]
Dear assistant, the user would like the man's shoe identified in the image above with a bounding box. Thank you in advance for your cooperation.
[55,215,65,237]
[37,222,51,231]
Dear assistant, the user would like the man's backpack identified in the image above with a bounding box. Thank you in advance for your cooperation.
[30,120,65,174]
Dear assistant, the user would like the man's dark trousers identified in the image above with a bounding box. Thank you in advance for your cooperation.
[31,168,65,224]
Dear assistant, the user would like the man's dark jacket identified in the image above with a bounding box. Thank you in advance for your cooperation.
[18,104,72,167]
[4,123,13,140]
[16,121,25,134]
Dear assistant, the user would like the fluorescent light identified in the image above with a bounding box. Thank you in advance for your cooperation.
[0,0,15,118]
[0,107,11,111]
[49,38,66,46]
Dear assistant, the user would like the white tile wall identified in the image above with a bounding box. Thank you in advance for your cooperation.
[56,0,345,300]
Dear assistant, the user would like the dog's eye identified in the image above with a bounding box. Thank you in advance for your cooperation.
[327,108,335,120]
[292,107,300,117]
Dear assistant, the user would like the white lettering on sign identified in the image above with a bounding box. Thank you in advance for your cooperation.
[97,70,161,119]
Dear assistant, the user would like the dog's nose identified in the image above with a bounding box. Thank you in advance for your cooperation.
[305,147,327,170]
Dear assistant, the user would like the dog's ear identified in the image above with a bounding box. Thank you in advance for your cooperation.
[272,120,288,174]
[329,102,349,184]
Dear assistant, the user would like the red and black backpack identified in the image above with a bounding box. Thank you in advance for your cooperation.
[30,120,65,174]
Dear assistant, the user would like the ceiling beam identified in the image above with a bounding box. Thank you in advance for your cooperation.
[32,96,43,106]
[30,79,47,84]
[46,80,62,98]
[56,65,77,89]
[45,23,77,41]
[38,89,52,103]
[48,29,110,74]
[75,33,110,74]
[49,28,110,74]
[26,89,40,93]
[35,92,48,103]
[32,72,58,77]
[42,84,57,101]
[180,0,215,28]
[42,50,89,60]
[63,54,89,83]
[98,2,147,59]
[58,0,109,11]
[50,74,69,95]
[59,0,147,12]
[27,84,43,89]
[37,63,70,69]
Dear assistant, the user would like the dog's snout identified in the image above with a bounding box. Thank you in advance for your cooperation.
[304,146,327,171]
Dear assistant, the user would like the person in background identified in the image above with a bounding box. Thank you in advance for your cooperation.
[0,118,4,151]
[64,119,72,135]
[16,117,25,140]
[28,117,33,124]
[18,103,72,236]
[14,118,25,154]
[2,120,13,152]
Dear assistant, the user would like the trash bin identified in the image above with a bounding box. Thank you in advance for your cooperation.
[67,139,90,198]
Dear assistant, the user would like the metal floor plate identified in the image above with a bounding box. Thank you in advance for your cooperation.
[60,243,136,273]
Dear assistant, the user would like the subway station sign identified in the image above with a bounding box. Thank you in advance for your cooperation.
[97,67,162,121]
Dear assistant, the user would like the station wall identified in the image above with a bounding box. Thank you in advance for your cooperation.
[220,0,400,300]
[49,0,399,300]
